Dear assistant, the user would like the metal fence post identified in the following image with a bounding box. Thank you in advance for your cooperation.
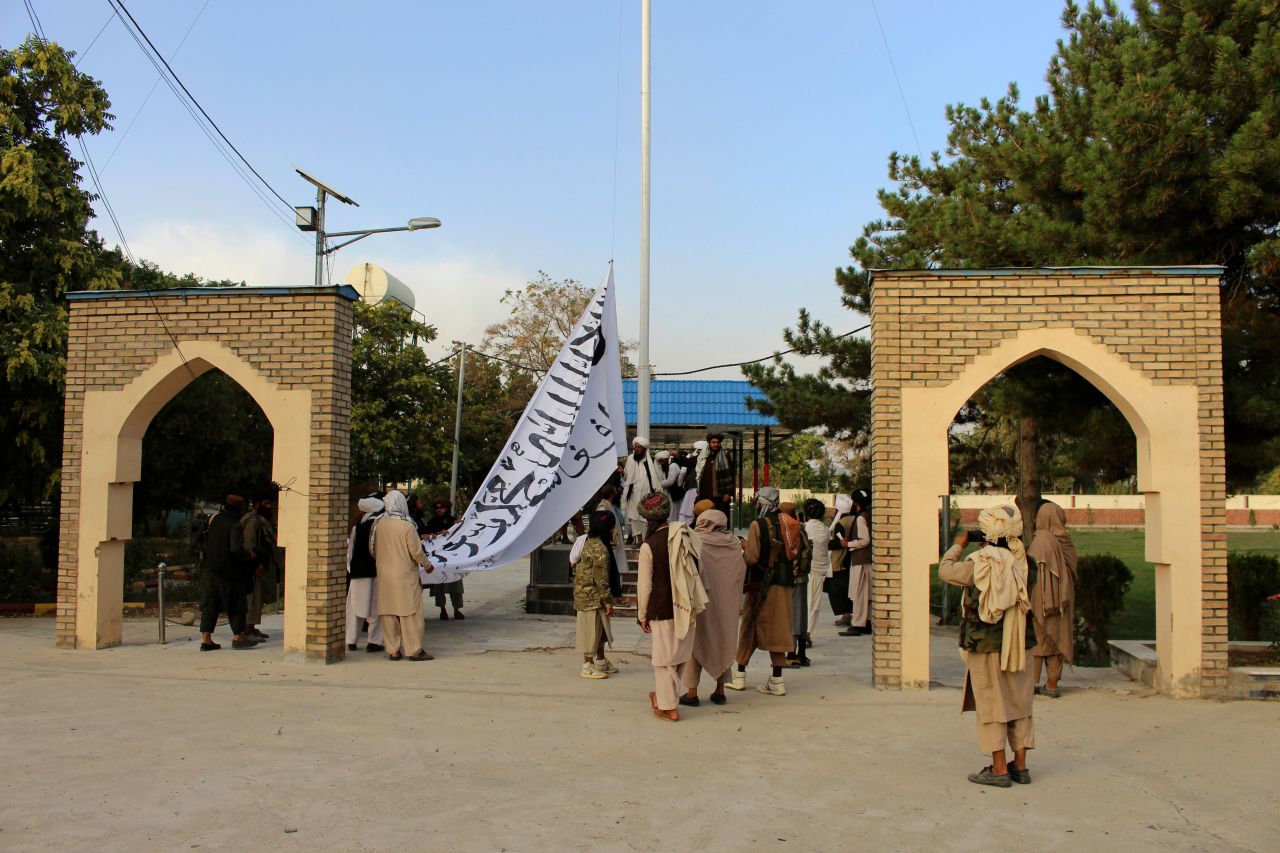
[156,562,167,644]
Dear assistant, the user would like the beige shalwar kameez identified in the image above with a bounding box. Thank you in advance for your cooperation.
[940,543,1035,754]
[373,516,428,656]
[684,511,747,689]
[1028,502,1078,684]
[637,524,705,711]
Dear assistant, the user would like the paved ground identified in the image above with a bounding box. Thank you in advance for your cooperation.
[2,561,1277,852]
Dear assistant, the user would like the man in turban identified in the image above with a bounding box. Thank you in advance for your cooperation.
[727,487,794,697]
[623,436,663,545]
[345,494,386,653]
[636,492,707,722]
[695,433,735,514]
[939,503,1035,787]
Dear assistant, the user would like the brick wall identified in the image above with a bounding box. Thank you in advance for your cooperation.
[58,287,354,662]
[869,269,1227,694]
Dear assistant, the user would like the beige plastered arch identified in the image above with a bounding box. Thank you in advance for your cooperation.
[895,326,1203,696]
[73,340,312,654]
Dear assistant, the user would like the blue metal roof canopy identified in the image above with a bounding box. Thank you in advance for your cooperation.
[622,379,779,428]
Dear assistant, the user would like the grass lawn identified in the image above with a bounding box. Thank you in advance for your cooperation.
[929,528,1280,642]
[1074,528,1280,640]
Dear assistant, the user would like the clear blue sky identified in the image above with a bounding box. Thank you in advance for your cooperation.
[7,1,1068,375]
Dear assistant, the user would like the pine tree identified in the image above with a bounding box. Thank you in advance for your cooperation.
[751,0,1280,507]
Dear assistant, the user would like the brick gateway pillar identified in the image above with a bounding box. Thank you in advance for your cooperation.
[57,285,355,663]
[868,267,1227,698]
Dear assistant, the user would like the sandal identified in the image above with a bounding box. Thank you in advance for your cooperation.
[404,651,433,661]
[388,651,403,661]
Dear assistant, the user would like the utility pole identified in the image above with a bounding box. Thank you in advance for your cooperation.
[449,344,467,506]
[637,0,652,442]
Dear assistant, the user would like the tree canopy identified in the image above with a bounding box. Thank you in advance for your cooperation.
[482,271,636,381]
[1,37,116,503]
[750,0,1280,492]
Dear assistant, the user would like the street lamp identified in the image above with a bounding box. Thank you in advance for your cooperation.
[293,166,441,288]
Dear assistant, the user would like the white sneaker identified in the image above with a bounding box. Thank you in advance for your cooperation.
[594,658,619,674]
[756,676,786,696]
[726,670,746,691]
[580,661,607,679]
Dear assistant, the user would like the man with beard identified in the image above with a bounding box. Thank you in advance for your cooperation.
[695,433,735,513]
[239,486,281,642]
[622,436,663,545]
[198,494,254,651]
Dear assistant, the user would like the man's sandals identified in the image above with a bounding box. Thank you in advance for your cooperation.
[649,691,679,722]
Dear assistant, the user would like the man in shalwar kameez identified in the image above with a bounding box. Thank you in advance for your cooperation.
[623,436,663,544]
[680,508,747,706]
[636,493,707,722]
[1028,501,1078,697]
[345,494,385,652]
[727,487,794,697]
[371,491,435,661]
[939,504,1036,787]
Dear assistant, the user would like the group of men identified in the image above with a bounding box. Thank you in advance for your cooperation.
[197,487,282,651]
[344,491,462,660]
[574,456,878,720]
[620,433,734,544]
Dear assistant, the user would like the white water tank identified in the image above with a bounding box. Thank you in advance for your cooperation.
[345,262,415,311]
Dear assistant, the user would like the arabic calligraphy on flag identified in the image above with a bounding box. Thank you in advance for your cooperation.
[420,266,627,582]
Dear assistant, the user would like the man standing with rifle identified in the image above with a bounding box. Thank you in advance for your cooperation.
[726,487,794,696]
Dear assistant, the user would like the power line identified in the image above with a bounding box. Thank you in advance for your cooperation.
[74,11,114,68]
[23,0,198,382]
[101,0,212,174]
[869,0,924,160]
[653,324,870,377]
[110,0,294,211]
[105,0,306,240]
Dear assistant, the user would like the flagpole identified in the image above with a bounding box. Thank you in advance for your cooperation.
[637,0,652,443]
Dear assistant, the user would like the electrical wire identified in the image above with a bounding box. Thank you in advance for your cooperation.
[74,11,114,68]
[23,0,198,382]
[105,0,307,241]
[652,324,870,377]
[100,0,212,173]
[869,0,924,160]
[111,0,294,210]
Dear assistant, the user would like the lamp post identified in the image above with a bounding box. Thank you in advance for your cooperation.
[293,166,441,286]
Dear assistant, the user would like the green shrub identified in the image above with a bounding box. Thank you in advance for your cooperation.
[0,541,44,603]
[1074,553,1133,660]
[1263,597,1280,650]
[1228,552,1280,640]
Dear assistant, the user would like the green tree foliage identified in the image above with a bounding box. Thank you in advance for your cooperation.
[1,37,116,503]
[769,433,836,490]
[752,0,1280,493]
[134,371,273,530]
[482,271,636,381]
[350,300,454,487]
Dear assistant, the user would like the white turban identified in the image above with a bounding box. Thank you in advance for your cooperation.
[655,450,670,460]
[633,436,650,448]
[692,440,708,452]
[829,493,854,534]
[357,496,384,523]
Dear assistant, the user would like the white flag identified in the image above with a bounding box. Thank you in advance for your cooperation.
[420,266,627,582]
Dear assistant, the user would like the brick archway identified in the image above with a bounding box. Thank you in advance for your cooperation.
[57,286,356,662]
[868,267,1226,697]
